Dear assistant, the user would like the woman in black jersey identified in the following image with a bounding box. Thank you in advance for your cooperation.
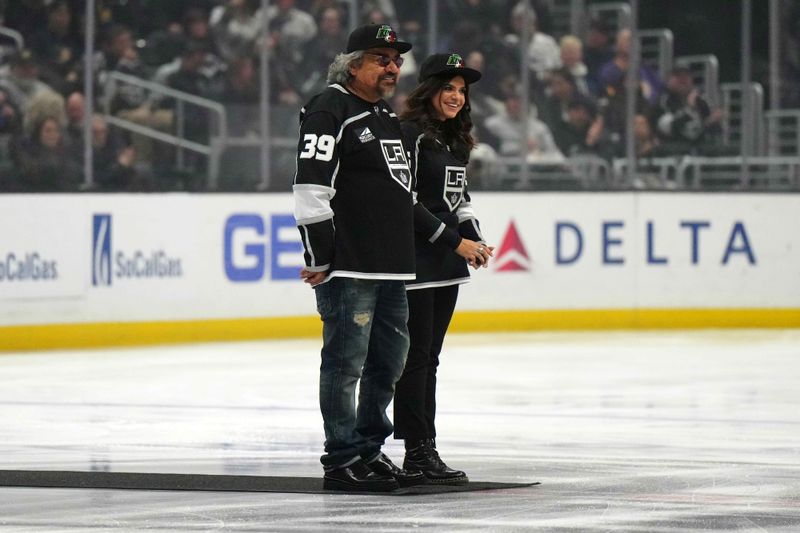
[394,53,494,485]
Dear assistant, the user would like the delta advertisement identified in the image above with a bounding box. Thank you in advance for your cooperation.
[0,193,797,328]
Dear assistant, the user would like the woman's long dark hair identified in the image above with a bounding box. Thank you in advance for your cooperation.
[399,75,476,162]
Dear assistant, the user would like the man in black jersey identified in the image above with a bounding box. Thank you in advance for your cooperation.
[293,24,425,492]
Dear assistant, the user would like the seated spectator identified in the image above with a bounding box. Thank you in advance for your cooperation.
[157,40,217,180]
[653,67,722,155]
[97,25,168,166]
[27,0,82,96]
[183,7,219,58]
[0,49,61,117]
[554,96,616,160]
[483,92,564,162]
[506,2,561,81]
[23,88,66,141]
[438,0,507,36]
[599,29,663,107]
[463,50,503,130]
[299,6,347,99]
[266,0,318,106]
[90,114,150,191]
[583,18,614,98]
[13,115,82,191]
[540,67,579,143]
[450,20,517,101]
[97,25,150,115]
[392,0,427,53]
[142,7,221,71]
[210,0,262,63]
[218,55,259,136]
[559,35,590,96]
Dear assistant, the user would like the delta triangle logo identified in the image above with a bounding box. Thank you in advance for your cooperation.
[493,220,531,272]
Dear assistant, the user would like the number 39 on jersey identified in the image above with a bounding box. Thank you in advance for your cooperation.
[299,134,335,162]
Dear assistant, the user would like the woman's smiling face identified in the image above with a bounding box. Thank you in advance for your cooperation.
[431,76,467,121]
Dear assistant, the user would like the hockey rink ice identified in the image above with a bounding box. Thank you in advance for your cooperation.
[1,329,799,532]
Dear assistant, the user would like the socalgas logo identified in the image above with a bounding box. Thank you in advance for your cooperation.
[224,213,303,282]
[92,214,183,286]
[0,252,58,282]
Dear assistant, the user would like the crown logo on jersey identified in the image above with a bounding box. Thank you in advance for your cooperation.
[376,25,397,44]
[446,54,464,68]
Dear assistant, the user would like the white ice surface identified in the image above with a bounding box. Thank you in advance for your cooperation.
[1,330,799,532]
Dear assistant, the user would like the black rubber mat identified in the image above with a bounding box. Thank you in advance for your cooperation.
[0,470,539,495]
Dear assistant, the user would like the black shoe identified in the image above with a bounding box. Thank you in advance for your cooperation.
[323,459,400,492]
[366,452,427,487]
[404,439,469,485]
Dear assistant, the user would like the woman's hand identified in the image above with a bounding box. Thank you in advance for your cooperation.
[456,239,495,269]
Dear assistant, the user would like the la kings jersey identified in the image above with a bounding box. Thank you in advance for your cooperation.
[401,120,485,290]
[293,84,415,282]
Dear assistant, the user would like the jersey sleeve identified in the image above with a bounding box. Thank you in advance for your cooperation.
[457,181,485,244]
[293,111,340,272]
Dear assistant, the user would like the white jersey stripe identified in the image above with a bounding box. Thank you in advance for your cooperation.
[336,111,371,143]
[428,222,446,243]
[406,277,471,290]
[293,183,335,224]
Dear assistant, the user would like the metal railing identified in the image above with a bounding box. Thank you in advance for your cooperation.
[721,82,765,157]
[765,110,800,157]
[476,155,611,190]
[678,156,800,190]
[102,72,229,189]
[586,2,632,34]
[547,0,585,37]
[639,29,674,82]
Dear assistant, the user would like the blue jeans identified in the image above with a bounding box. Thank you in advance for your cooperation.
[314,277,410,470]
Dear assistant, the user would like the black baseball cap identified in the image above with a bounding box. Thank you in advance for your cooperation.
[418,53,481,84]
[346,24,412,54]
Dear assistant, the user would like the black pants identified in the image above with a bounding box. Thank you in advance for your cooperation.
[393,284,459,440]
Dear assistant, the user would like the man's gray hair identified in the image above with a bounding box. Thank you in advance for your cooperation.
[327,50,366,85]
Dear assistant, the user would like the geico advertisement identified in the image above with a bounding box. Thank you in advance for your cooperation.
[0,196,86,300]
[461,193,799,309]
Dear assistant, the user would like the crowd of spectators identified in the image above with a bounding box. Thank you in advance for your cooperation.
[0,0,769,192]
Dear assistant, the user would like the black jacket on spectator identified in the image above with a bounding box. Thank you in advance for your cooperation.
[13,137,82,192]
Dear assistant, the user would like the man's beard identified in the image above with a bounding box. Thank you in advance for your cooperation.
[377,76,397,98]
[378,85,396,98]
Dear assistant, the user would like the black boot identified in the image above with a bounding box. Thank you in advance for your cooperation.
[366,452,427,487]
[323,459,400,492]
[403,439,469,485]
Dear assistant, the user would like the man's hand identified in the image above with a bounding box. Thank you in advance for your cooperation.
[300,268,327,287]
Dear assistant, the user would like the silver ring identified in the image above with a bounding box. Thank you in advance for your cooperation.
[478,246,484,252]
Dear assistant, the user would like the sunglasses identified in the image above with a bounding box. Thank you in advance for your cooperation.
[365,52,404,68]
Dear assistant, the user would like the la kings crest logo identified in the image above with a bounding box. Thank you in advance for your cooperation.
[444,166,466,211]
[380,139,411,191]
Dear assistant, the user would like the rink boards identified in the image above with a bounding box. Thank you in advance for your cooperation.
[1,192,798,349]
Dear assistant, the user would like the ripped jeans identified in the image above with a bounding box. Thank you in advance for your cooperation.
[314,277,410,469]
